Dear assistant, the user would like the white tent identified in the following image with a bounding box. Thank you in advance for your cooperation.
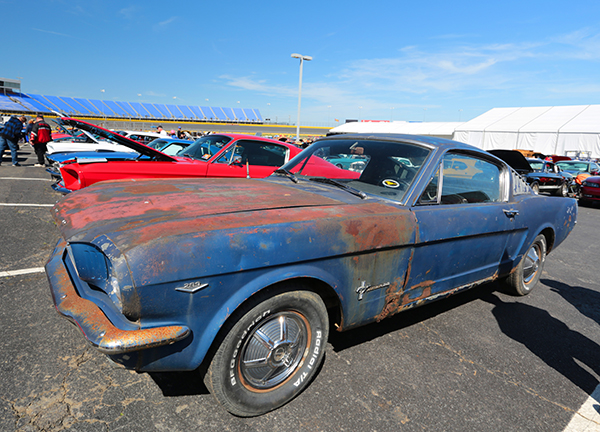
[453,105,600,157]
[328,121,464,140]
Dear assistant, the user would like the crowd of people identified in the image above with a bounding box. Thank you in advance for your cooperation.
[0,114,53,167]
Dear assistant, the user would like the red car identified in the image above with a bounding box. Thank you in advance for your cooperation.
[580,176,600,206]
[53,118,313,193]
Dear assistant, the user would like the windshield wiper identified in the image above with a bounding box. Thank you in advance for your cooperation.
[309,177,367,199]
[274,168,298,183]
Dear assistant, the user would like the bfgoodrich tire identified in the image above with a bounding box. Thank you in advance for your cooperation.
[505,234,546,296]
[204,288,329,417]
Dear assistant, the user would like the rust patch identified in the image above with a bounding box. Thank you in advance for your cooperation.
[376,281,434,322]
[48,248,190,355]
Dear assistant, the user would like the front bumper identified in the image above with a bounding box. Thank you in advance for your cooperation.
[46,238,191,355]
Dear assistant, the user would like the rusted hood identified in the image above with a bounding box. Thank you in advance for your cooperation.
[53,178,417,286]
[54,178,344,241]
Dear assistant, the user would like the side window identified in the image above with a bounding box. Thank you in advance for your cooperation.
[217,140,288,167]
[216,144,238,164]
[419,153,501,205]
[419,167,439,204]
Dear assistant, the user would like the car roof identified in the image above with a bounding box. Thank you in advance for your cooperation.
[320,133,484,153]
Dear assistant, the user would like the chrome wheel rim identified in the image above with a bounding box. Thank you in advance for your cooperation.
[522,243,541,284]
[240,312,308,390]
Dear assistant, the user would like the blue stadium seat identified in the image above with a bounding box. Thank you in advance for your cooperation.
[102,100,128,117]
[115,101,138,117]
[154,104,170,118]
[0,95,31,112]
[179,105,196,119]
[243,108,258,122]
[166,104,185,119]
[62,97,94,115]
[200,106,214,119]
[233,108,246,121]
[43,95,78,114]
[212,107,228,121]
[253,109,263,122]
[20,94,52,112]
[129,102,151,117]
[89,99,114,116]
[1,91,264,124]
[222,107,235,120]
[73,98,102,115]
[141,103,162,118]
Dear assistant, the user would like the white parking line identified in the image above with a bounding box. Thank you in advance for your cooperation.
[0,267,46,278]
[0,177,53,181]
[0,203,55,207]
[563,385,600,431]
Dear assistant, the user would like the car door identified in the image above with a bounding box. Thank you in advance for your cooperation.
[206,139,289,178]
[407,151,514,298]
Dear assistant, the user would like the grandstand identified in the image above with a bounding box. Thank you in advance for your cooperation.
[0,90,263,124]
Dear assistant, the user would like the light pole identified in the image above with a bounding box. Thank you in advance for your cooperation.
[291,53,312,140]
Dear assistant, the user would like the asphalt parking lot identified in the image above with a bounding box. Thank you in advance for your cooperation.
[1,145,600,431]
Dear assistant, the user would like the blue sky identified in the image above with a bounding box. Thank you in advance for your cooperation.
[3,0,600,126]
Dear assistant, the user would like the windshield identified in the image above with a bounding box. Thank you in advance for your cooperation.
[557,161,588,171]
[147,139,170,149]
[176,135,232,160]
[279,138,431,201]
[528,160,544,171]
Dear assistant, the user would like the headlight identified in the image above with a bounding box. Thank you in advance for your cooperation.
[67,243,122,310]
[583,181,600,188]
[69,243,110,282]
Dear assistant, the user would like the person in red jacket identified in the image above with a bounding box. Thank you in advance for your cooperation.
[30,115,52,167]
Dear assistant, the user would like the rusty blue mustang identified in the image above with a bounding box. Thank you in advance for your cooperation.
[46,133,577,416]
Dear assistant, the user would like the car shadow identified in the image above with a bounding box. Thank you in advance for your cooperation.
[542,278,600,328]
[481,291,600,395]
[149,370,210,397]
[329,282,498,352]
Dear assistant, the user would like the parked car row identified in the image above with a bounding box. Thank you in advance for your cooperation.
[44,120,578,416]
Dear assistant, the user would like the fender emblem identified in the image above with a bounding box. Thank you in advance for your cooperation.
[175,282,209,293]
[356,281,390,300]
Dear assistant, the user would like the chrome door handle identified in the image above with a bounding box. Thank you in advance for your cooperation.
[503,209,519,218]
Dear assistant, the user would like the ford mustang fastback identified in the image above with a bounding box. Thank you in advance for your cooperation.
[46,133,577,416]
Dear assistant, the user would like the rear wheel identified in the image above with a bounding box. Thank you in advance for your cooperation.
[204,288,328,417]
[504,234,546,296]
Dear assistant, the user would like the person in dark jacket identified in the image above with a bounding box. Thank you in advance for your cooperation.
[30,115,52,166]
[0,115,26,166]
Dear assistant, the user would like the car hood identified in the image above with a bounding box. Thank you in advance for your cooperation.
[58,118,176,162]
[47,151,139,164]
[52,178,416,287]
[488,150,533,173]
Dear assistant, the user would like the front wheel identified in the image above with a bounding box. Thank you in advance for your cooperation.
[504,234,546,296]
[555,182,568,197]
[204,288,329,417]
